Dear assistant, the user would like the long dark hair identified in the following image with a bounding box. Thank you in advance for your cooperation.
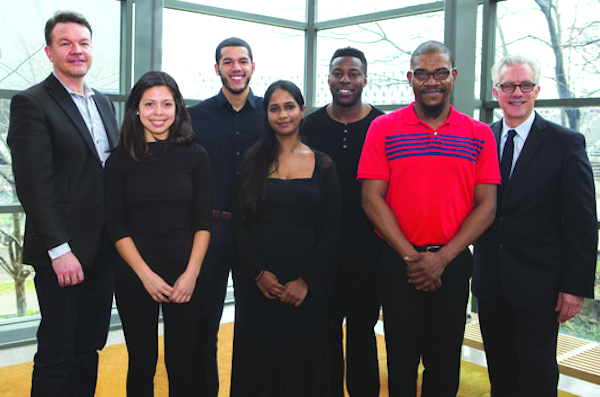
[117,71,195,161]
[235,80,305,221]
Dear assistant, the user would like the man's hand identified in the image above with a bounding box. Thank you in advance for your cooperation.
[52,251,84,287]
[556,292,585,323]
[406,252,447,292]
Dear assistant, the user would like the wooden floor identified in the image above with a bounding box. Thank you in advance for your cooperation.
[0,321,584,397]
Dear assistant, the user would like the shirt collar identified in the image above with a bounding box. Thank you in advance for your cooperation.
[216,88,259,110]
[501,110,536,140]
[406,102,458,127]
[52,71,94,99]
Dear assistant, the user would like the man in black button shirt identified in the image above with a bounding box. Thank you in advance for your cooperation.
[188,37,263,397]
[304,47,384,397]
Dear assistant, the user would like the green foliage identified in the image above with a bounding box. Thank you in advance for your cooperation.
[0,279,34,294]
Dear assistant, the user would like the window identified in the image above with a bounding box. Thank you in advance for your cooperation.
[315,13,444,107]
[163,9,305,100]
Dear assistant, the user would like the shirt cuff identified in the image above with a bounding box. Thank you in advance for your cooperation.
[48,243,72,260]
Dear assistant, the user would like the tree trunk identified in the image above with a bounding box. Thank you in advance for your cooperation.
[15,273,27,317]
[535,0,581,130]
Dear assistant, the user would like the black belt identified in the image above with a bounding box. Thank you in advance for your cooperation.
[212,210,232,220]
[413,245,444,253]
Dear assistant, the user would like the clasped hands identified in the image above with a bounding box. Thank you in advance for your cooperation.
[404,252,445,292]
[140,269,197,304]
[256,270,307,307]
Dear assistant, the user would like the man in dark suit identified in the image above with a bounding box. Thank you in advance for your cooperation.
[7,11,119,397]
[473,54,597,397]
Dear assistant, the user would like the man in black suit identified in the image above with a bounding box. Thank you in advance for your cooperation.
[8,11,119,397]
[473,54,597,397]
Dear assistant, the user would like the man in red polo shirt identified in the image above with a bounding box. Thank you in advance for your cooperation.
[358,41,500,396]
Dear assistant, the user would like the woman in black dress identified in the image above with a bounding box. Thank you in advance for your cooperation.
[105,71,211,396]
[230,80,341,397]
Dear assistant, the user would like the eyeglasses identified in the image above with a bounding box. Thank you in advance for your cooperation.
[496,82,536,93]
[411,68,453,81]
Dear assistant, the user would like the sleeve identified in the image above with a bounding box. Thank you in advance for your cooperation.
[192,145,213,232]
[559,132,598,298]
[475,125,501,185]
[299,153,341,288]
[357,115,391,182]
[7,92,69,251]
[104,151,130,243]
[231,195,265,282]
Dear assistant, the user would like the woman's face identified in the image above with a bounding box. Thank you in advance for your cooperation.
[138,85,175,142]
[267,88,305,137]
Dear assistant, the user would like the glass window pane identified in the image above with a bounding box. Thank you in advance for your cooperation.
[318,0,437,22]
[0,0,121,93]
[0,211,36,320]
[163,9,305,100]
[315,13,444,108]
[174,1,305,22]
[0,96,38,321]
[495,0,600,100]
[0,99,17,206]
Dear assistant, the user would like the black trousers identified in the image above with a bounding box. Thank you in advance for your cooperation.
[115,276,203,397]
[195,217,244,397]
[330,229,382,397]
[31,234,116,397]
[478,284,560,397]
[379,244,472,397]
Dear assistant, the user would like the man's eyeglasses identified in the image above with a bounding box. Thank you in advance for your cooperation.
[496,82,536,93]
[411,68,453,81]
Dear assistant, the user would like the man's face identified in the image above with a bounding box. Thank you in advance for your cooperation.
[408,52,456,118]
[328,56,367,108]
[215,46,255,95]
[493,63,540,128]
[44,22,92,80]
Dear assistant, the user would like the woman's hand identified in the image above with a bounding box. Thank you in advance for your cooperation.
[256,270,285,300]
[171,271,198,303]
[281,278,308,307]
[139,269,173,303]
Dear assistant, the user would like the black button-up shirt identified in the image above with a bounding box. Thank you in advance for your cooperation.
[188,89,264,212]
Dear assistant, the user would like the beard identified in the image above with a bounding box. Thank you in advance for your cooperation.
[420,100,446,118]
[221,75,251,95]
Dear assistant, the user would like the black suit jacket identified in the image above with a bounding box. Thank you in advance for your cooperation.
[473,112,597,309]
[7,74,120,269]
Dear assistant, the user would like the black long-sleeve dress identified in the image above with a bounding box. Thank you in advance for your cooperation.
[230,150,341,397]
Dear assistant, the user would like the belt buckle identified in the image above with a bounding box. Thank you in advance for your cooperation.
[426,245,442,252]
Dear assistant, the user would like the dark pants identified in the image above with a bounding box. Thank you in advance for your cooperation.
[330,229,382,397]
[31,235,116,397]
[478,284,560,397]
[197,217,243,397]
[379,244,472,397]
[115,276,203,396]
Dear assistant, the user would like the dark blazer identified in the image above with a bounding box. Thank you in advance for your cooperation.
[7,73,120,269]
[473,112,597,309]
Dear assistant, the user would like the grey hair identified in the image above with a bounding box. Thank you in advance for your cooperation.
[491,54,541,86]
